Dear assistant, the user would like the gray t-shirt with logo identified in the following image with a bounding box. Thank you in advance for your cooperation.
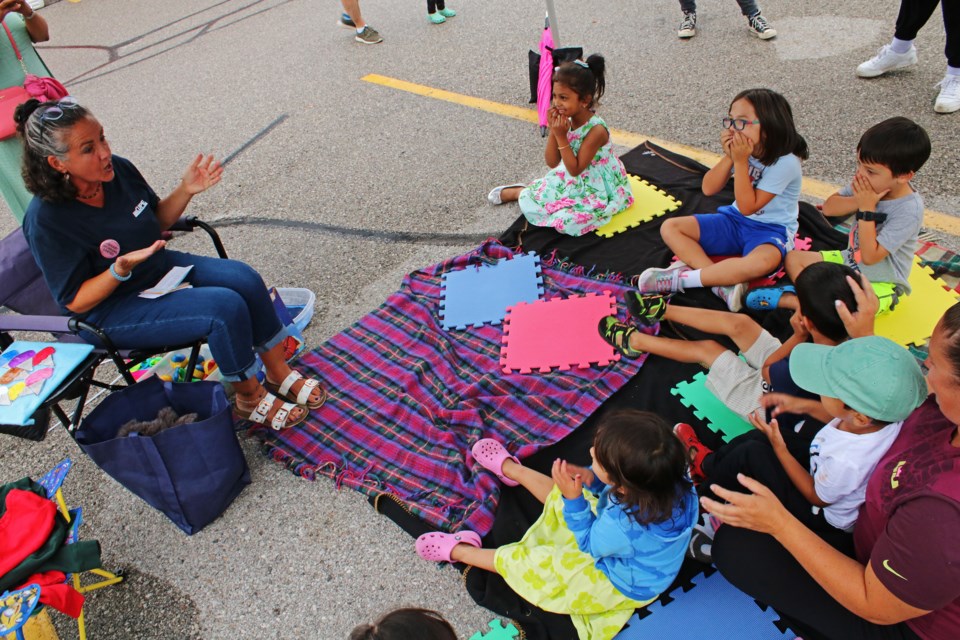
[838,185,923,292]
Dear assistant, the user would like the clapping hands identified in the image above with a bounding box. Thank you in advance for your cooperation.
[551,459,585,500]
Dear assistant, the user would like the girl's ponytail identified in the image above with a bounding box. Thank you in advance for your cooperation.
[585,53,606,107]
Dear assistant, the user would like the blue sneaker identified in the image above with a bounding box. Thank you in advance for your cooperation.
[337,13,355,28]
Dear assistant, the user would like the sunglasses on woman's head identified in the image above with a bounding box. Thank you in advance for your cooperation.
[39,97,80,124]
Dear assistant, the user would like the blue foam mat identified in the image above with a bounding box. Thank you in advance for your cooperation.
[615,570,789,639]
[439,252,544,330]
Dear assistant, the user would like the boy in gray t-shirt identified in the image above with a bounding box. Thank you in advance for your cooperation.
[748,117,931,315]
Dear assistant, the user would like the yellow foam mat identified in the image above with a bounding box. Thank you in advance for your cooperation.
[594,175,681,238]
[875,256,959,348]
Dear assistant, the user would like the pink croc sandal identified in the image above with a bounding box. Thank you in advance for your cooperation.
[415,530,481,562]
[471,438,520,487]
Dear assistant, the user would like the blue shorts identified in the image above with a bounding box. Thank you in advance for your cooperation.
[693,205,789,259]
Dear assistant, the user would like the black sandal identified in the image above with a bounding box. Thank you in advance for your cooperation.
[597,316,645,358]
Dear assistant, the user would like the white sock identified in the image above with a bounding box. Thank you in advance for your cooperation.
[890,37,913,54]
[356,27,365,34]
[947,66,960,77]
[680,269,703,289]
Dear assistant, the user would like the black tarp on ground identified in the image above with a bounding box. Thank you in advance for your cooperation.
[370,141,848,639]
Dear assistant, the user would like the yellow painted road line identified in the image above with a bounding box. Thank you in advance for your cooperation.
[362,73,960,236]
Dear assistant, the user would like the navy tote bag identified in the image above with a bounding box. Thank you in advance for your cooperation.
[76,377,250,534]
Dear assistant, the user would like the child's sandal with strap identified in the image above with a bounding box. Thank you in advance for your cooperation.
[598,316,645,358]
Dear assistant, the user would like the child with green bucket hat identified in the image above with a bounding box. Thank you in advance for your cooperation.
[680,335,927,540]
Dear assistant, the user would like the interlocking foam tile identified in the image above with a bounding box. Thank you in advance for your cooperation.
[500,292,620,374]
[469,619,519,640]
[875,256,959,348]
[615,570,790,640]
[671,370,753,442]
[439,252,544,330]
[594,175,681,238]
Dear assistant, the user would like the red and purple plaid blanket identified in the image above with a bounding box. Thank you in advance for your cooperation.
[250,241,650,534]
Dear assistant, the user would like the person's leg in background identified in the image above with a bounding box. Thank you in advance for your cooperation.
[339,0,382,44]
[856,0,937,79]
[736,0,776,39]
[935,0,960,112]
[677,0,698,38]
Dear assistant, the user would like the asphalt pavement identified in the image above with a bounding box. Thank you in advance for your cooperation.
[1,0,957,638]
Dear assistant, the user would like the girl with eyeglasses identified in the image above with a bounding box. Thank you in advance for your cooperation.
[14,98,327,431]
[486,54,634,237]
[633,88,808,312]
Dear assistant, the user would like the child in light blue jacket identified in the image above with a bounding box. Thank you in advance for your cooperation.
[415,410,697,640]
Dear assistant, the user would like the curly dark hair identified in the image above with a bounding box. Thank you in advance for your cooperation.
[14,98,93,203]
[591,409,692,526]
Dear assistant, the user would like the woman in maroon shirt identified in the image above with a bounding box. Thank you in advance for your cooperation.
[703,275,960,640]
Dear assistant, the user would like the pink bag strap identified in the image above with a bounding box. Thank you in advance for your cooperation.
[3,20,30,77]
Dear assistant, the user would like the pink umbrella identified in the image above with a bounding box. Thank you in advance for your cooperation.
[536,23,555,136]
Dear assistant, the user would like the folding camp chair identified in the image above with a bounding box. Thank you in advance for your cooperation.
[0,216,228,441]
[0,459,123,640]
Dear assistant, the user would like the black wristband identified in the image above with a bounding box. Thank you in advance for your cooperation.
[855,210,888,223]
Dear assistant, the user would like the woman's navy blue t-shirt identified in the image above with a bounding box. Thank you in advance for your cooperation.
[23,156,167,314]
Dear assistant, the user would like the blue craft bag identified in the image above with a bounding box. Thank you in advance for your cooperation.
[75,377,250,535]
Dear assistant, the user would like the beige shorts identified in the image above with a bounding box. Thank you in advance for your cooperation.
[705,329,781,421]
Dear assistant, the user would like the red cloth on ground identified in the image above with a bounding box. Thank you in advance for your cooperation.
[0,489,56,577]
[16,571,85,618]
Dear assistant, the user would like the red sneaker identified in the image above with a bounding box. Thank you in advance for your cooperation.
[673,423,712,483]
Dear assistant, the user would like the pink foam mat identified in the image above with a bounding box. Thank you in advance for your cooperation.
[500,292,620,374]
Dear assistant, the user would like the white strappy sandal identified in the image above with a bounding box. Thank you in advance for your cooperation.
[236,391,306,430]
[265,370,327,409]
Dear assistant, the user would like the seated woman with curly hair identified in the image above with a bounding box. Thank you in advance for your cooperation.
[15,97,325,430]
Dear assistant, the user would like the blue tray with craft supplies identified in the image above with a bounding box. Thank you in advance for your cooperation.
[0,341,95,431]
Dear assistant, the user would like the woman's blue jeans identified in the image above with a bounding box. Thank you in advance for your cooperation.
[83,251,289,381]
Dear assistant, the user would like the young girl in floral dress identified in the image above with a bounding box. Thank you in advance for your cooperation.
[487,54,633,236]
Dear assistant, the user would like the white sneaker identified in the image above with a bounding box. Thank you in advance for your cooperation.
[934,75,960,114]
[856,44,918,78]
[711,282,748,312]
[677,12,697,39]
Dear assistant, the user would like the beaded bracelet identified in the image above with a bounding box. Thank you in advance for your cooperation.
[109,262,132,282]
